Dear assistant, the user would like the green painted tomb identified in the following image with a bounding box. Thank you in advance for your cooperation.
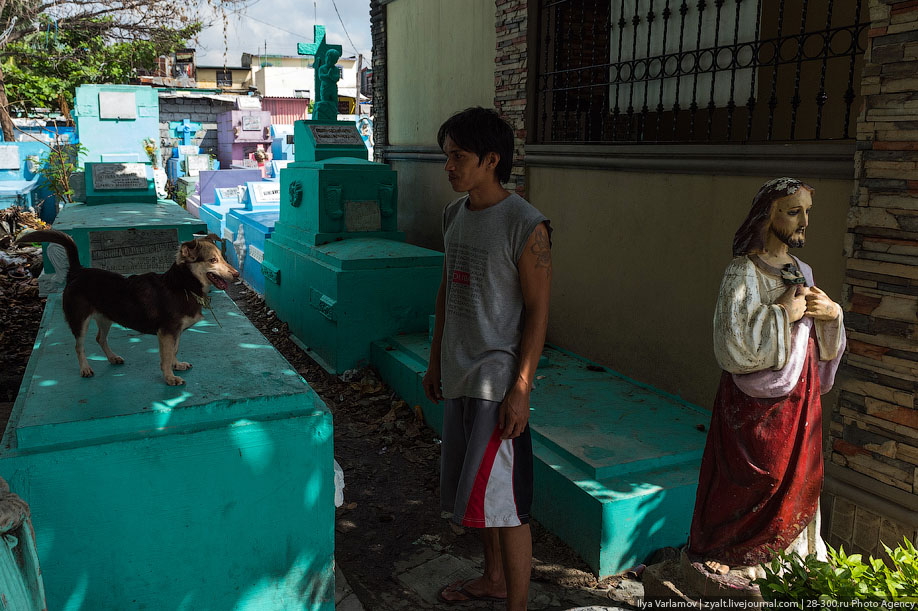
[37,199,206,295]
[1,292,335,610]
[262,118,442,373]
[371,333,708,578]
[83,162,157,205]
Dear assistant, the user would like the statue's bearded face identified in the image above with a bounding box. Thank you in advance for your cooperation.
[768,188,812,249]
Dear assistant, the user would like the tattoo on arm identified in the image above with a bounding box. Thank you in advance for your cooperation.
[530,224,552,275]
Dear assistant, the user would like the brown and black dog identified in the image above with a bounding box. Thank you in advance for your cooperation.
[18,229,239,385]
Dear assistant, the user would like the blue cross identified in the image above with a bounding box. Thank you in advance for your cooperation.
[168,119,202,146]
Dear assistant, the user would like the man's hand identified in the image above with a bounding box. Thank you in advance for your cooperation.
[804,286,840,321]
[499,380,531,439]
[422,366,443,404]
[775,285,807,322]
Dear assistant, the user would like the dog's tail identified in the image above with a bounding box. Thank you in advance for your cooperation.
[16,229,82,271]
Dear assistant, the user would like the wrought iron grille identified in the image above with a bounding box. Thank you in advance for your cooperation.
[535,0,868,144]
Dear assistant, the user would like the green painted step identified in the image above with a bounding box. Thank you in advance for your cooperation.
[370,333,708,578]
[1,292,335,610]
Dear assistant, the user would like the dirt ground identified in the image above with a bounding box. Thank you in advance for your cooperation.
[0,228,642,609]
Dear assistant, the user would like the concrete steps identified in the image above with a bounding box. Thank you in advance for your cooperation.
[371,332,709,578]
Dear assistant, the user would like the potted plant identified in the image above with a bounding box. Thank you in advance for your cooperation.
[36,141,87,208]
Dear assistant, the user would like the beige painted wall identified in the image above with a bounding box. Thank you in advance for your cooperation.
[528,169,852,408]
[387,0,496,145]
[392,160,455,250]
[392,162,852,408]
[196,67,252,90]
[382,0,853,409]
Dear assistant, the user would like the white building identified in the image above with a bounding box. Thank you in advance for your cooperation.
[243,53,366,113]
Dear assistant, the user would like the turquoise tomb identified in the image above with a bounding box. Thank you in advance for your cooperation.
[1,292,335,609]
[372,331,708,577]
[72,85,160,164]
[37,161,205,294]
[262,118,442,373]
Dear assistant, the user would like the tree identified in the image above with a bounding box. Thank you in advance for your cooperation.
[3,16,200,114]
[0,0,243,140]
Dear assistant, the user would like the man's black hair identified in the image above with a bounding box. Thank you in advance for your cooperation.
[437,107,514,183]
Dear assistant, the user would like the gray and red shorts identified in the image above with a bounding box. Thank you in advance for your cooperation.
[440,397,533,528]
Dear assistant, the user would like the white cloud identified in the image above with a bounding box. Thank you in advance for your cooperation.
[191,0,371,66]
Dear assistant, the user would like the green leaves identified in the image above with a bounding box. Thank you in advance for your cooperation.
[36,141,88,205]
[1,15,202,113]
[754,538,918,603]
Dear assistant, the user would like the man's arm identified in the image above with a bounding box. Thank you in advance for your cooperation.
[500,222,551,439]
[422,263,448,404]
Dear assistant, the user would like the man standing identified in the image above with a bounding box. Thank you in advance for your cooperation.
[422,107,551,610]
[689,177,846,578]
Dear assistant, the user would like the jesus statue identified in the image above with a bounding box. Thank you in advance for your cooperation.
[688,177,846,579]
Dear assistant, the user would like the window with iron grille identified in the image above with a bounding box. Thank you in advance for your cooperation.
[216,70,233,88]
[534,0,868,144]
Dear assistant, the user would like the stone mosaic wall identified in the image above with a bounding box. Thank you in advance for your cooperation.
[494,0,528,195]
[370,0,388,163]
[829,0,918,558]
[158,97,235,161]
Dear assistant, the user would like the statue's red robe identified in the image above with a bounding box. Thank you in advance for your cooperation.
[688,332,823,566]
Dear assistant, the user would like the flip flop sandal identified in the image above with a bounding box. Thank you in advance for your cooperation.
[437,579,507,604]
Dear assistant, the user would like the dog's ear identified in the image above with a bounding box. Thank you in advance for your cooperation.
[179,239,199,261]
[193,232,221,244]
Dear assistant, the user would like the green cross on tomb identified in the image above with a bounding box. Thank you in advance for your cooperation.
[298,25,343,122]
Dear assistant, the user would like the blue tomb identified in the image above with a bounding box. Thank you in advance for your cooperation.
[225,208,279,295]
[72,85,160,164]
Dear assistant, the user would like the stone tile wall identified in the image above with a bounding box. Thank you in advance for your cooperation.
[370,0,388,163]
[831,0,918,559]
[158,97,235,163]
[494,0,528,195]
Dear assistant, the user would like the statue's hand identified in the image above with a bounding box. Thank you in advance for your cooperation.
[804,286,840,321]
[776,285,807,323]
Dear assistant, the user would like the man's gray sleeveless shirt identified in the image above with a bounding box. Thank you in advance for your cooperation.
[441,193,550,402]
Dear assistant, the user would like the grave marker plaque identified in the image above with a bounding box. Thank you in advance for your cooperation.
[178,145,198,157]
[216,187,241,203]
[91,163,148,190]
[0,145,20,170]
[98,91,137,120]
[345,201,382,232]
[186,154,210,176]
[309,125,364,147]
[251,182,280,204]
[242,116,261,131]
[89,229,178,274]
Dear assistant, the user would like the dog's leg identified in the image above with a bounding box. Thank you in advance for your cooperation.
[172,333,192,371]
[75,316,94,377]
[94,314,125,365]
[157,332,185,385]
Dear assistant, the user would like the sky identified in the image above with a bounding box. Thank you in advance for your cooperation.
[192,0,372,67]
